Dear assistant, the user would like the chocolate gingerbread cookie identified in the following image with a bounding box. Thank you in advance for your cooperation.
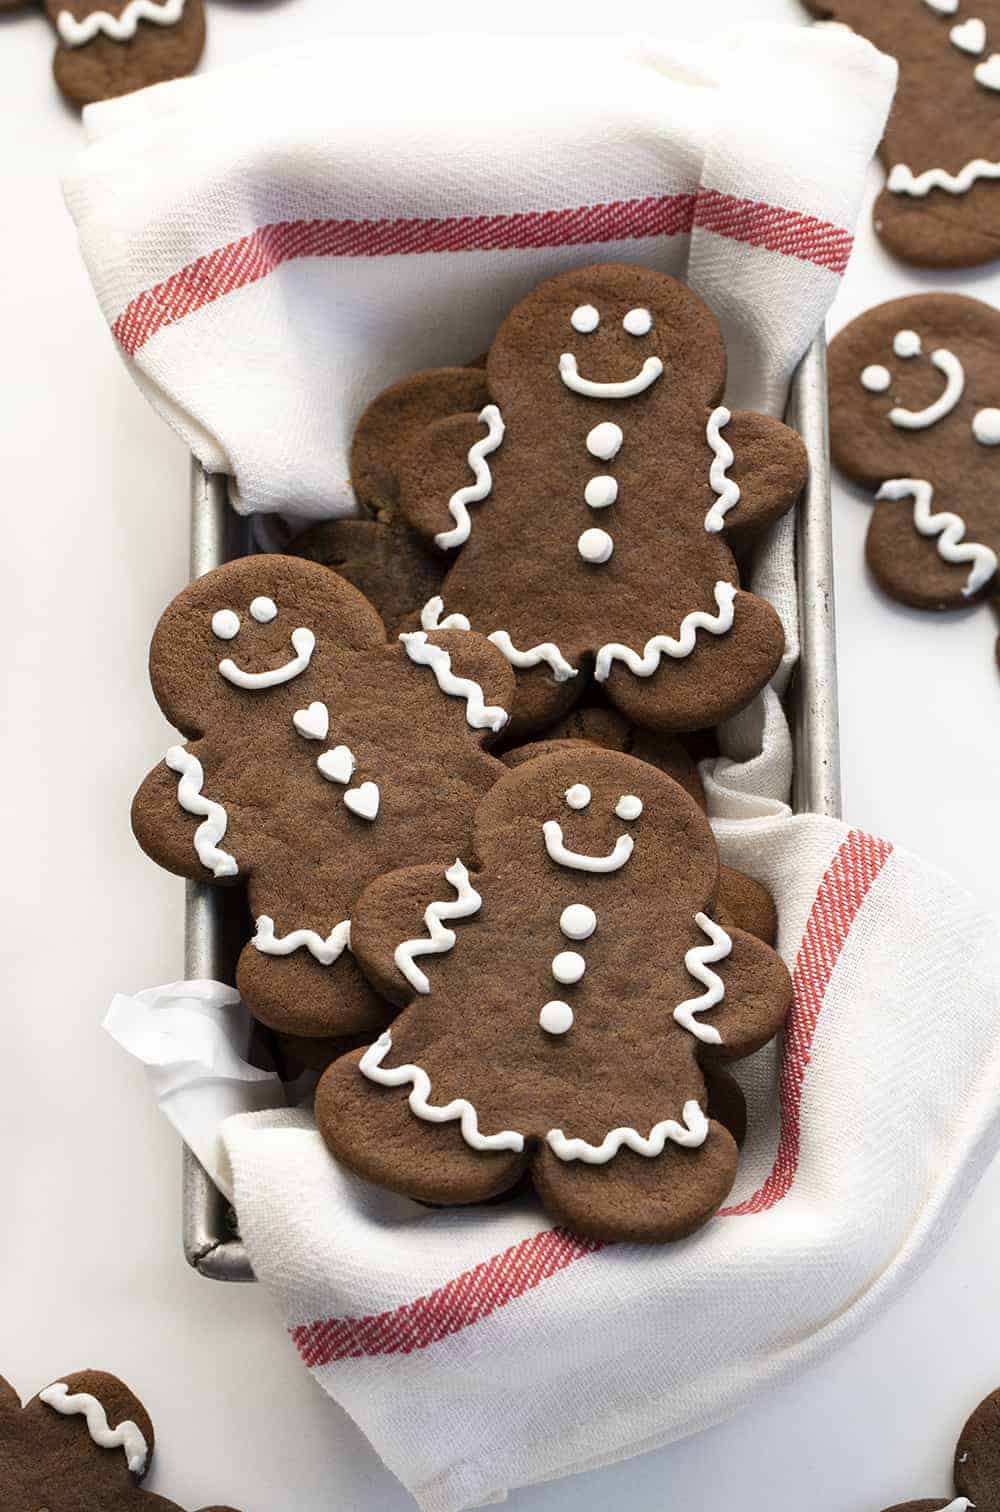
[369,263,807,738]
[828,295,999,651]
[802,0,1000,267]
[46,0,207,107]
[317,746,791,1243]
[0,1368,238,1511]
[132,555,514,1040]
[879,1385,1000,1510]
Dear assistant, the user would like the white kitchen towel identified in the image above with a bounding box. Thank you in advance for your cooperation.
[62,24,895,520]
[223,815,1000,1512]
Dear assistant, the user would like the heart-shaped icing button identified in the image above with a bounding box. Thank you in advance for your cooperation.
[317,745,355,784]
[293,701,329,741]
[344,781,380,821]
[975,51,1000,88]
[952,17,987,54]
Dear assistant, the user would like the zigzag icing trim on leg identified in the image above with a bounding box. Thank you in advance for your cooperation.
[877,479,998,596]
[420,595,471,632]
[252,917,351,967]
[164,746,238,878]
[39,1384,148,1476]
[57,0,185,47]
[399,631,509,732]
[487,630,578,683]
[360,1031,524,1152]
[394,859,481,993]
[435,405,505,550]
[594,581,738,681]
[705,407,740,532]
[888,159,1000,197]
[546,1099,709,1164]
[673,913,732,1046]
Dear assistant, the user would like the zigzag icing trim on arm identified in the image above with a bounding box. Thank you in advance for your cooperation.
[888,159,1000,197]
[399,631,509,732]
[487,630,578,683]
[705,407,740,532]
[673,913,732,1046]
[57,0,185,46]
[546,1099,708,1165]
[877,479,998,596]
[434,405,505,550]
[39,1384,149,1476]
[394,859,481,993]
[252,917,351,967]
[360,1032,525,1152]
[594,581,738,681]
[164,746,238,878]
[420,595,471,632]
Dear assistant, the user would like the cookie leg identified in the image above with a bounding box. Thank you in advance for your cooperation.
[532,1121,739,1243]
[316,1049,529,1204]
[47,0,207,109]
[236,941,390,1041]
[866,491,996,610]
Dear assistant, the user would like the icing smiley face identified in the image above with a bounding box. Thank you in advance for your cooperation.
[559,301,664,398]
[210,594,316,690]
[857,328,968,431]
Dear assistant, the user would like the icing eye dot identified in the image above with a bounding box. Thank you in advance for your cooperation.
[564,783,591,811]
[586,422,623,461]
[211,609,240,641]
[539,1000,574,1035]
[571,305,600,333]
[860,365,891,394]
[615,794,643,821]
[623,307,653,336]
[551,950,586,986]
[250,596,278,623]
[894,330,922,359]
[972,407,1000,445]
[578,527,614,564]
[560,903,596,940]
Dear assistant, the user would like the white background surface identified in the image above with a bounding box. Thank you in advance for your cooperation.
[2,1,999,1509]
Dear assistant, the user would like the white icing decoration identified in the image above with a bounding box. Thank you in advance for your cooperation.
[543,819,633,874]
[861,365,892,394]
[551,950,586,985]
[546,1099,708,1165]
[317,745,355,784]
[420,595,471,632]
[252,916,351,966]
[293,701,329,741]
[399,631,509,732]
[219,627,315,689]
[39,1384,148,1476]
[56,0,184,47]
[394,858,482,994]
[539,1000,574,1035]
[951,17,986,53]
[585,475,618,509]
[586,422,624,461]
[876,479,998,596]
[973,406,1000,444]
[571,304,600,333]
[673,913,733,1046]
[623,308,653,336]
[975,52,1000,89]
[560,352,662,399]
[615,794,643,821]
[434,404,505,550]
[888,158,1000,196]
[564,783,591,811]
[344,781,380,821]
[923,0,958,13]
[705,406,740,533]
[938,1501,973,1512]
[594,580,737,682]
[164,746,237,879]
[211,609,240,641]
[360,1032,524,1152]
[486,630,578,683]
[894,330,922,359]
[578,526,614,563]
[250,596,277,623]
[560,903,596,940]
[888,348,964,429]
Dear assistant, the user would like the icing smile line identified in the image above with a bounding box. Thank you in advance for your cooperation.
[219,627,315,689]
[889,348,965,429]
[543,819,634,873]
[558,352,663,399]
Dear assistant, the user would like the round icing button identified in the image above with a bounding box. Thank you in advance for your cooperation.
[586,422,623,461]
[973,407,1000,445]
[539,1000,575,1035]
[584,475,618,509]
[560,903,596,940]
[551,950,586,985]
[578,527,614,564]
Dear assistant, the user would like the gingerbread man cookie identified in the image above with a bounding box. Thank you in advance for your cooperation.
[828,295,999,649]
[801,0,1000,267]
[317,747,791,1243]
[0,1368,238,1510]
[370,263,807,739]
[132,555,514,1041]
[879,1385,1000,1510]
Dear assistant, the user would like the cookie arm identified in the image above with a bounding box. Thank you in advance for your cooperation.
[396,408,505,550]
[351,367,491,517]
[715,865,778,946]
[699,924,792,1063]
[352,861,481,1008]
[709,410,808,547]
[131,746,244,885]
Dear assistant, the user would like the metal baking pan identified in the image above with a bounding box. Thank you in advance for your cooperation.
[180,332,841,1282]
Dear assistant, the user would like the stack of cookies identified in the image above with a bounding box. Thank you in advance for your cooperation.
[132,263,808,1243]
